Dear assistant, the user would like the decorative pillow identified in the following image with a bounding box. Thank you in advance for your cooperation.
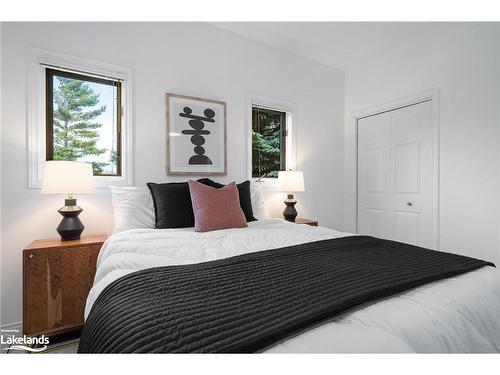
[188,180,248,232]
[110,186,155,233]
[250,181,270,220]
[197,178,256,222]
[147,181,196,229]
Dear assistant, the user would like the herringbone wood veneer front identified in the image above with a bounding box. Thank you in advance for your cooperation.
[23,235,106,336]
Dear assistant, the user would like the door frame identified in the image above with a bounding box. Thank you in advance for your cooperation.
[347,88,440,250]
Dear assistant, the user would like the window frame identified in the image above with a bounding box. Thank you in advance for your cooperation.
[45,68,123,177]
[247,95,296,187]
[251,105,287,179]
[27,48,133,188]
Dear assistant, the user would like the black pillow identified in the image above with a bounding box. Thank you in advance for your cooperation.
[147,181,196,229]
[147,179,256,229]
[197,178,256,222]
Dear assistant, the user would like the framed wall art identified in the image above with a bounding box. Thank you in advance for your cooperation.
[166,93,227,175]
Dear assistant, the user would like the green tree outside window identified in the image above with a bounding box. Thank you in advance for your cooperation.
[252,107,286,178]
[47,68,121,176]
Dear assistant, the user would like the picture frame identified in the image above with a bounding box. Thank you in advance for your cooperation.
[166,93,227,175]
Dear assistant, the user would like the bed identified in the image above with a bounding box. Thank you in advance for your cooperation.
[80,218,500,353]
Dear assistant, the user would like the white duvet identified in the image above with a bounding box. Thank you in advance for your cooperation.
[85,219,500,353]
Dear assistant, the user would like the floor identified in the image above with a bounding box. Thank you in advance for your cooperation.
[41,339,79,354]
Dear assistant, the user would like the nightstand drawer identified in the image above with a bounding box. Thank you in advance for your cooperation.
[23,235,106,336]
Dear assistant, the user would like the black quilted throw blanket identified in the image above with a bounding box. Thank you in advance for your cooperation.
[78,236,494,353]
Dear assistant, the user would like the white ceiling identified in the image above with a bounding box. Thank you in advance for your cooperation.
[211,22,445,70]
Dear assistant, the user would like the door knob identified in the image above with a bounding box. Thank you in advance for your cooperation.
[406,202,413,207]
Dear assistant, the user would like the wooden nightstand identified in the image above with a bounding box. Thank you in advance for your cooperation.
[294,218,318,226]
[23,234,107,336]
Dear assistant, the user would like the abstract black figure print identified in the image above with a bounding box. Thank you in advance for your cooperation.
[166,93,227,175]
[180,106,215,165]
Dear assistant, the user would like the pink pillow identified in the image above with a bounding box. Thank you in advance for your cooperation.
[188,180,248,232]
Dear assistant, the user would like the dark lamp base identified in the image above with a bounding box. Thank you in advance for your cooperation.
[57,198,85,241]
[283,193,298,222]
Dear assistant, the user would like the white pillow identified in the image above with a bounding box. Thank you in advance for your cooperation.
[110,186,155,233]
[250,181,270,220]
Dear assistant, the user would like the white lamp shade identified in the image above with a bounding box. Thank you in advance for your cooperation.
[41,161,94,194]
[278,171,305,192]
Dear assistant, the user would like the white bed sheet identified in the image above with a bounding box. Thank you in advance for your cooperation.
[85,219,500,353]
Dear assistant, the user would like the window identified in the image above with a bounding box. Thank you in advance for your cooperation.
[27,48,132,188]
[45,68,122,176]
[252,106,287,178]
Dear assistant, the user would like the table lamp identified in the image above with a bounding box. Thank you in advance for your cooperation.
[277,170,305,222]
[41,161,94,241]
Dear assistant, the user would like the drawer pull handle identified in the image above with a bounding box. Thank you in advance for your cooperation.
[28,254,34,259]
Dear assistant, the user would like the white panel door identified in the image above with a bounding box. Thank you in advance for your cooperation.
[357,100,434,248]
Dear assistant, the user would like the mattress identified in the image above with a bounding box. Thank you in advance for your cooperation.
[85,219,500,353]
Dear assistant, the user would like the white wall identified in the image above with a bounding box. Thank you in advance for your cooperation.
[345,23,500,264]
[0,22,345,327]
